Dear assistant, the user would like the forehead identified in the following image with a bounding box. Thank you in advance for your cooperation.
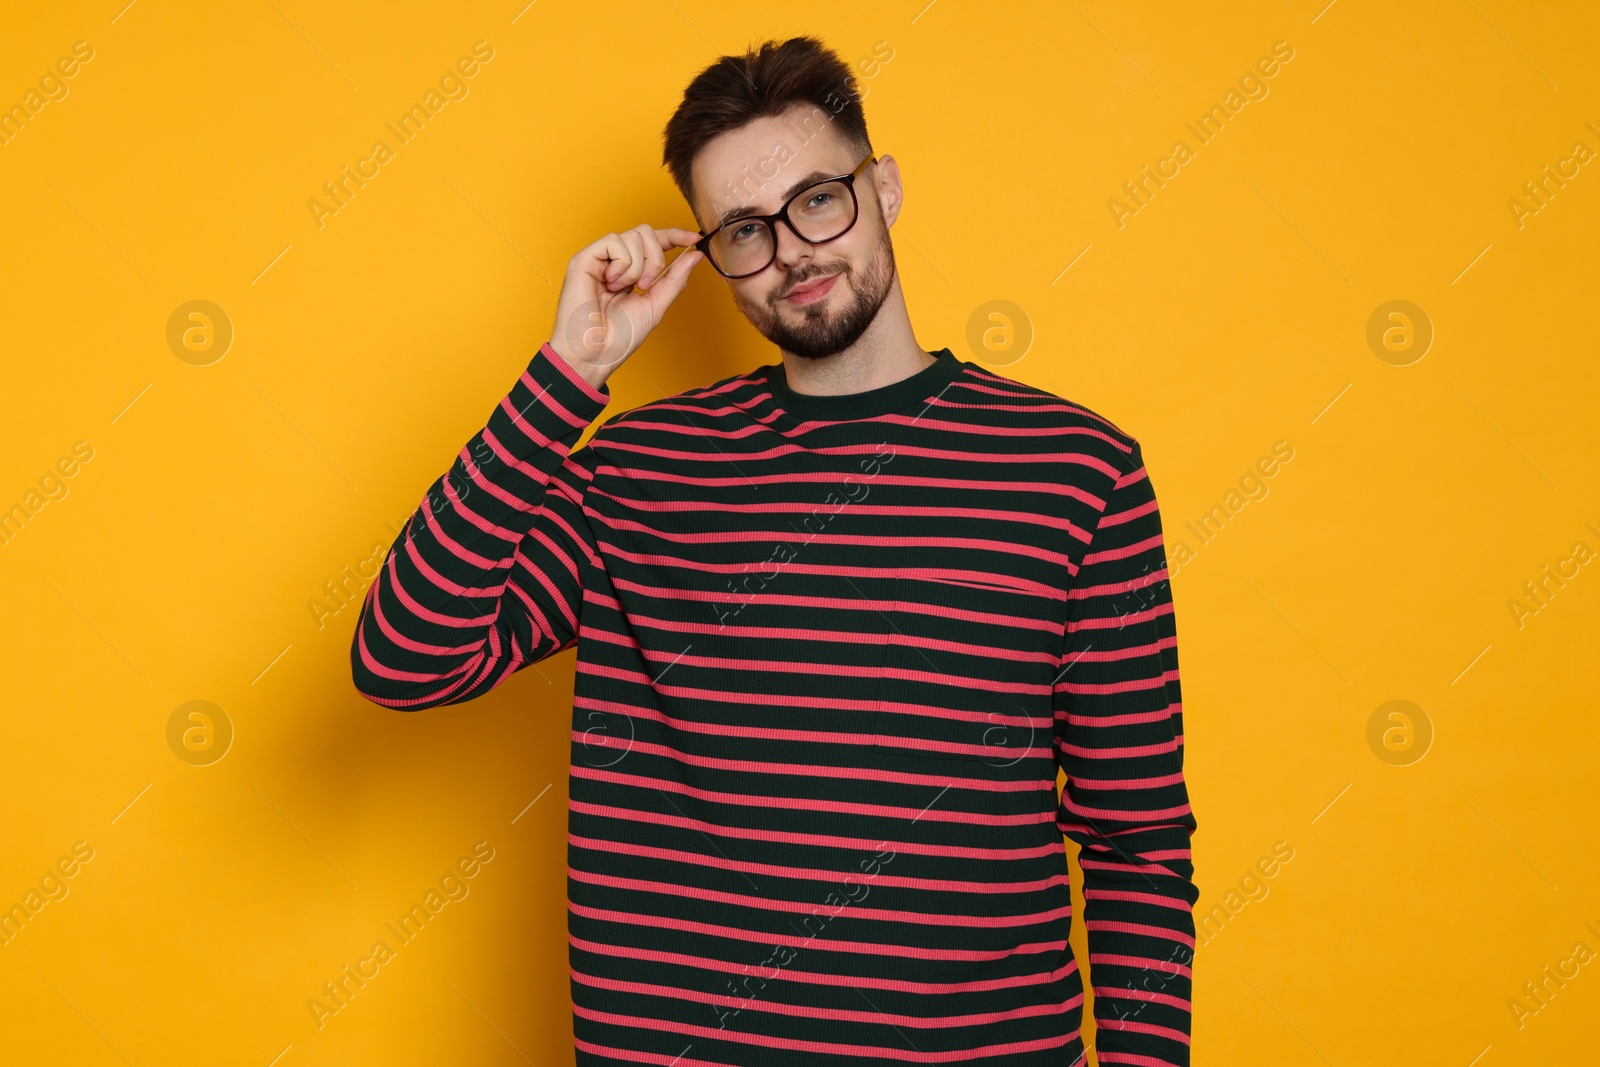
[689,105,859,228]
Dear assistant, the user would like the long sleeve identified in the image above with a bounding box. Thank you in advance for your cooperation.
[1054,439,1199,1066]
[351,341,611,710]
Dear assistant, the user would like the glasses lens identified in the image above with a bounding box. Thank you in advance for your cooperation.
[790,179,856,241]
[709,219,774,277]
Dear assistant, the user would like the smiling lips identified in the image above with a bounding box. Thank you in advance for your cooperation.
[783,272,841,305]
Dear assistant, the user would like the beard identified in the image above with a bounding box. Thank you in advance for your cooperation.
[738,231,897,361]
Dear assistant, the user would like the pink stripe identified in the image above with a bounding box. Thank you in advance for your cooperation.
[381,550,490,628]
[369,563,473,646]
[441,464,524,541]
[926,391,1129,440]
[570,901,1067,962]
[569,800,1063,861]
[1058,736,1178,759]
[570,933,1079,995]
[597,610,1057,664]
[1087,919,1195,947]
[608,576,1060,632]
[571,1004,1078,1062]
[478,426,546,484]
[573,766,1053,827]
[1085,889,1195,911]
[516,530,582,626]
[569,833,1071,894]
[420,488,506,571]
[402,530,496,599]
[1092,1013,1190,1044]
[1057,676,1172,698]
[574,1038,740,1067]
[570,680,1056,762]
[581,736,1050,795]
[591,486,1087,533]
[499,388,569,447]
[954,373,1131,440]
[602,436,1121,476]
[1113,464,1150,491]
[573,968,1078,1028]
[1069,567,1169,600]
[1071,771,1187,790]
[539,340,610,406]
[572,664,1042,722]
[1095,983,1192,1012]
[517,364,591,430]
[369,579,477,655]
[599,464,1106,505]
[872,411,1126,447]
[598,544,1063,600]
[598,417,773,442]
[1098,1052,1187,1066]
[1080,853,1191,879]
[581,635,1053,700]
[1096,497,1160,531]
[594,511,1075,568]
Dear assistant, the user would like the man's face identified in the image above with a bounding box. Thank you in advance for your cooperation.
[689,107,898,361]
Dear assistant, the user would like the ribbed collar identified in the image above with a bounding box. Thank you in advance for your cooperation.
[764,348,964,421]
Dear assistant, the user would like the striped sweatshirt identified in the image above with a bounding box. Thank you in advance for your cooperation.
[352,342,1199,1066]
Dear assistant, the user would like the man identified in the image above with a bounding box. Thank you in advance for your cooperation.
[353,35,1197,1067]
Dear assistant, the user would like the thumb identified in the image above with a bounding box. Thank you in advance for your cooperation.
[643,247,703,312]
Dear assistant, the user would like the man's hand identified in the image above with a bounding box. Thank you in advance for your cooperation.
[548,224,704,389]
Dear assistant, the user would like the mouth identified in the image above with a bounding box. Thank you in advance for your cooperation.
[782,272,842,306]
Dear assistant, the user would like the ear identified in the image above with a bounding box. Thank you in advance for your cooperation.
[872,154,904,227]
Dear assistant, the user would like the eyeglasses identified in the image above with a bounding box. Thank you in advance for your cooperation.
[695,155,877,279]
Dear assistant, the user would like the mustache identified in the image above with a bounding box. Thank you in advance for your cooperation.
[774,264,849,302]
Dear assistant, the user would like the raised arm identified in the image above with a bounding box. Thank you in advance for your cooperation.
[350,343,612,709]
[350,223,705,710]
[1054,439,1199,1066]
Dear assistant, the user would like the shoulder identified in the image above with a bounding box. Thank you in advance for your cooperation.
[947,360,1145,479]
[590,365,772,439]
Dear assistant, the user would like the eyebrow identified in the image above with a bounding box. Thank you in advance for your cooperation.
[713,169,835,228]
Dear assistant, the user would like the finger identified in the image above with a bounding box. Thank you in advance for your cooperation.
[577,232,627,285]
[634,224,667,290]
[652,227,703,250]
[602,230,638,288]
[643,245,703,311]
[611,230,647,290]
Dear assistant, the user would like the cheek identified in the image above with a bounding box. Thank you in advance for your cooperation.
[840,233,883,280]
[738,277,780,308]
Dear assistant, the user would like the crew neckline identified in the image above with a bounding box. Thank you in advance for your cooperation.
[765,348,964,421]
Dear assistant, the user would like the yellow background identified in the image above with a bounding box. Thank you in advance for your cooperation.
[2,1,1596,1063]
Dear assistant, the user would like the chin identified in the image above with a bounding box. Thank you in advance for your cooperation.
[743,240,894,360]
[784,282,847,319]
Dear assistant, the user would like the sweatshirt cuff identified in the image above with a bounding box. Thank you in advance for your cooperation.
[538,340,611,409]
[474,340,611,466]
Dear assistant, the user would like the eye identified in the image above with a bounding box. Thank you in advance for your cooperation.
[807,191,834,208]
[730,222,761,242]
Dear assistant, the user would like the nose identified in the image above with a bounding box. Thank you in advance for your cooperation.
[770,215,814,273]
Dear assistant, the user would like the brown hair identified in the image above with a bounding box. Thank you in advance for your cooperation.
[661,36,872,211]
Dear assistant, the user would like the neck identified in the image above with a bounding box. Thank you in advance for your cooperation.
[778,276,931,395]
